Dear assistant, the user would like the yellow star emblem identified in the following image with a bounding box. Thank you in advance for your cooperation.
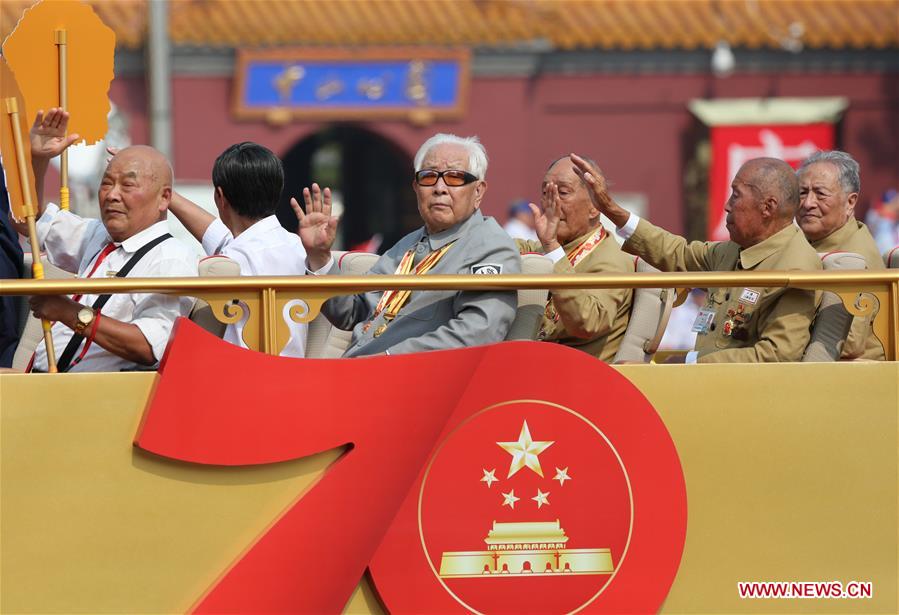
[501,489,520,509]
[532,489,550,508]
[553,467,571,486]
[481,468,498,488]
[497,420,554,478]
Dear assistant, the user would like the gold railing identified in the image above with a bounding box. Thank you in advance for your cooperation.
[2,270,898,360]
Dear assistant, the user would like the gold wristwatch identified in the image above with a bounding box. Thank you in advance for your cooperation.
[74,307,95,335]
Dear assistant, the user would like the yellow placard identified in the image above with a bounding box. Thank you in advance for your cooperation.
[3,0,116,145]
[0,57,37,222]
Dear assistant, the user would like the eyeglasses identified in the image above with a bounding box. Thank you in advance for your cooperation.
[414,169,479,187]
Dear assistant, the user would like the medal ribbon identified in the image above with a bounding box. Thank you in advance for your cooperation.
[565,227,606,268]
[542,228,607,331]
[373,241,456,321]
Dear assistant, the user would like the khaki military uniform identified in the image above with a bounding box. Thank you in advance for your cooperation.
[518,229,633,362]
[810,219,886,361]
[625,220,821,363]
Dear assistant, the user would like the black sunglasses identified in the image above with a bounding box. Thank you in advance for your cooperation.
[414,169,479,187]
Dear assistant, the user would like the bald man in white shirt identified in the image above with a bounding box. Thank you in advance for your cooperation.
[22,108,196,372]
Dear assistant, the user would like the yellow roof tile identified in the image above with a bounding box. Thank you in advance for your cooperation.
[2,0,896,51]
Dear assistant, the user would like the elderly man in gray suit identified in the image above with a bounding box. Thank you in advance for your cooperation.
[293,133,521,357]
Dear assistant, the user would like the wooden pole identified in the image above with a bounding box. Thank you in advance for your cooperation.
[55,28,69,211]
[5,96,58,372]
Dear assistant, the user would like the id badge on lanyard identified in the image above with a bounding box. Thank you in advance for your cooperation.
[692,308,716,334]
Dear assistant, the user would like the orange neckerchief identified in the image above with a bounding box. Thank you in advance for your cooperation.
[373,241,456,322]
[541,227,607,331]
[565,227,606,268]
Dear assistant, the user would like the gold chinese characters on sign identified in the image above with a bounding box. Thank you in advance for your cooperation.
[232,47,469,125]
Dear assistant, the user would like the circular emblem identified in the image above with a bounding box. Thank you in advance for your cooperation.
[370,359,686,614]
[420,401,631,613]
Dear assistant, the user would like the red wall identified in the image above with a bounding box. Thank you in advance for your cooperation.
[110,70,899,236]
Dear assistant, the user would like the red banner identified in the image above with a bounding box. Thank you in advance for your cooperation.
[708,124,834,240]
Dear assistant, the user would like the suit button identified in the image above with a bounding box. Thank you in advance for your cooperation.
[416,244,426,254]
[710,323,716,331]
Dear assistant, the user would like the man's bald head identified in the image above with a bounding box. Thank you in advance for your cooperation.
[98,145,174,242]
[741,157,800,221]
[109,145,173,189]
[726,157,800,248]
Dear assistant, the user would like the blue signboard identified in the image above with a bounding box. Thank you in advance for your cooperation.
[233,49,470,123]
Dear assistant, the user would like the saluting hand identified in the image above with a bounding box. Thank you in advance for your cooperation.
[530,181,562,253]
[569,153,629,228]
[30,108,80,160]
[291,182,338,270]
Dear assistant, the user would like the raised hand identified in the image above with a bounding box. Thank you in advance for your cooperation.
[530,181,562,253]
[569,153,629,228]
[30,108,80,160]
[291,183,338,270]
[105,145,120,164]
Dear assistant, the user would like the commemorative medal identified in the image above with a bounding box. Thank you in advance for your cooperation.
[722,319,734,336]
[544,302,558,323]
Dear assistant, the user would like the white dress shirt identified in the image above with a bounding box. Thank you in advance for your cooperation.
[202,215,308,357]
[33,204,198,372]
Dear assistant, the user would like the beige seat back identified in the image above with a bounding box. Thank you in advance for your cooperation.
[307,251,378,358]
[884,246,899,268]
[802,251,867,362]
[505,253,552,340]
[193,253,346,357]
[190,255,242,338]
[12,254,75,371]
[303,251,346,358]
[612,258,675,363]
[307,251,555,354]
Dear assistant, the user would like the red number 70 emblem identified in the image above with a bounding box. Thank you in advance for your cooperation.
[136,320,686,614]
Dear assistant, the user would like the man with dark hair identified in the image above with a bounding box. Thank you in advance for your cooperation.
[796,150,884,360]
[169,141,308,357]
[574,154,821,363]
[515,156,633,362]
[210,142,285,223]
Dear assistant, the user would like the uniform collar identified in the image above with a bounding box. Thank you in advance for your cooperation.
[424,211,482,249]
[230,214,281,245]
[739,224,799,270]
[117,220,171,254]
[810,218,862,252]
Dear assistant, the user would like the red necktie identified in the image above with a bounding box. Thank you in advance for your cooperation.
[72,242,117,303]
[25,242,117,372]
